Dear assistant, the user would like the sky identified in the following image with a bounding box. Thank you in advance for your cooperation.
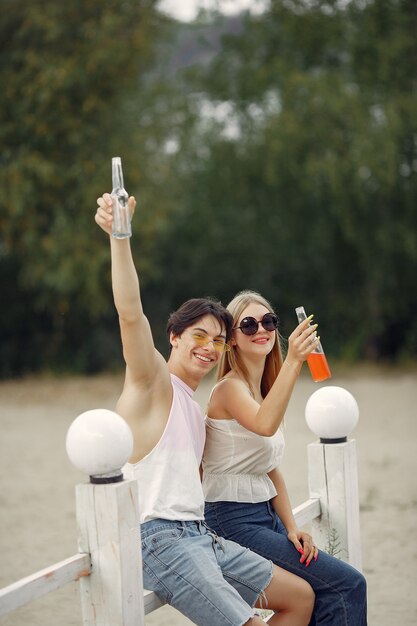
[158,0,267,22]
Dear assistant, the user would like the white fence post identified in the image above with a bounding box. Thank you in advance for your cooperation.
[66,408,145,626]
[308,440,362,570]
[305,386,362,571]
[76,479,144,626]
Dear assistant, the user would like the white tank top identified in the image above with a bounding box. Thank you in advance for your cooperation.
[123,374,206,523]
[202,416,285,503]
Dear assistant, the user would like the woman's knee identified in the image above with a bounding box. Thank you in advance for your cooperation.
[352,569,367,600]
[262,565,315,616]
[299,578,315,616]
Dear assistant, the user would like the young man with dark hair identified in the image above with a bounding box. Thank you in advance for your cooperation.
[95,192,314,626]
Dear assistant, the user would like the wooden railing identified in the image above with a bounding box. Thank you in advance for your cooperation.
[0,387,362,625]
[0,497,322,620]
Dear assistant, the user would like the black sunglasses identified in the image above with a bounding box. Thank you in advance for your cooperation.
[233,313,279,336]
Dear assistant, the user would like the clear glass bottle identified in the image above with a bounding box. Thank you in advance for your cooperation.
[111,157,131,239]
[295,306,331,382]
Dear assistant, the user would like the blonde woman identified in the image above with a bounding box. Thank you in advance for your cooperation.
[203,290,367,625]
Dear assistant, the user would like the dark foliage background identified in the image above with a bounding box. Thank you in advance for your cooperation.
[1,0,416,377]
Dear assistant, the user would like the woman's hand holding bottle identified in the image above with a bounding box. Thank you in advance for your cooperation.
[285,316,320,368]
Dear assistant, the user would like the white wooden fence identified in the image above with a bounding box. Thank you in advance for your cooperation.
[0,386,362,625]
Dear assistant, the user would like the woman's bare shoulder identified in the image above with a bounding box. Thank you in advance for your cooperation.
[208,376,251,420]
[212,375,249,396]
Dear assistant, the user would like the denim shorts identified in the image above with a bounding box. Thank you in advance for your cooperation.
[141,518,273,626]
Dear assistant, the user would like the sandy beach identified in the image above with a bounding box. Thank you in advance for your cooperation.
[0,365,416,625]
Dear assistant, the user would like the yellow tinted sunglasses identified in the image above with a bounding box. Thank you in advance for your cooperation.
[191,331,230,353]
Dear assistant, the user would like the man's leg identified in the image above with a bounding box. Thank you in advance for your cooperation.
[141,520,262,626]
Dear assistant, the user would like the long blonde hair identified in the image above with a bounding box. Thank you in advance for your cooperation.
[218,290,284,398]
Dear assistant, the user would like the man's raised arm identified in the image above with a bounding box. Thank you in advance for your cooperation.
[95,192,167,386]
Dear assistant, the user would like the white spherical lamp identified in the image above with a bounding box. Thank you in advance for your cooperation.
[305,386,359,443]
[66,409,133,483]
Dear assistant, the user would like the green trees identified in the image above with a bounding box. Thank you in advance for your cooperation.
[0,0,164,374]
[1,0,415,376]
[160,0,417,361]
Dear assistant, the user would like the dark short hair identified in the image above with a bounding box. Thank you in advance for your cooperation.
[166,297,233,345]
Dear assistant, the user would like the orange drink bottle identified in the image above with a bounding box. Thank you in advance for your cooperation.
[295,306,331,382]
